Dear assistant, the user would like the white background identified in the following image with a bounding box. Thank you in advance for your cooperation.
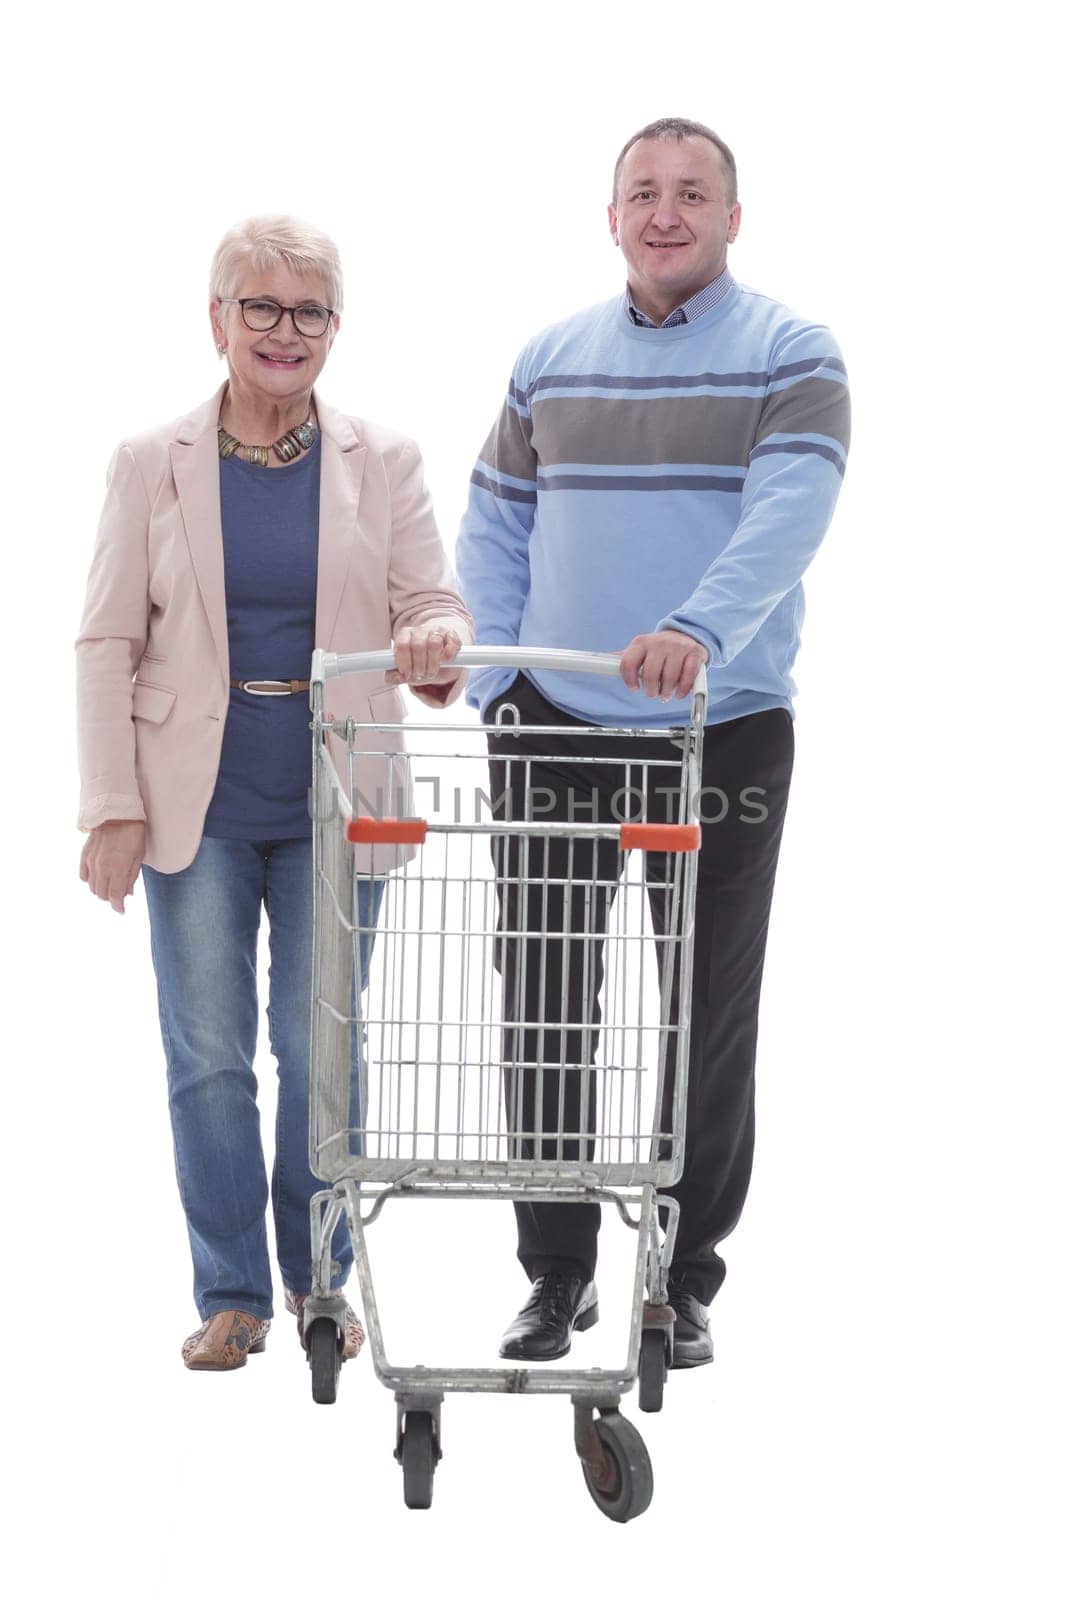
[4,1,1062,1594]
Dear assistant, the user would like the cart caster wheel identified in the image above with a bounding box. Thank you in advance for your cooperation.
[308,1317,341,1406]
[639,1327,669,1413]
[580,1411,654,1522]
[400,1411,437,1509]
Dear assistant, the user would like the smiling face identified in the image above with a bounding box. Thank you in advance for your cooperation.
[608,136,741,323]
[209,262,339,405]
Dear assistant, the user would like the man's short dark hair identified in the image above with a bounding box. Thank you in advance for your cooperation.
[612,118,738,208]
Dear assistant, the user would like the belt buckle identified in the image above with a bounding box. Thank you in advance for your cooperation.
[243,679,292,696]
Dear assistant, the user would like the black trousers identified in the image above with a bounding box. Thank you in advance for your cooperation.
[486,674,794,1305]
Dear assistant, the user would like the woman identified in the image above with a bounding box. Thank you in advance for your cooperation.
[76,215,473,1372]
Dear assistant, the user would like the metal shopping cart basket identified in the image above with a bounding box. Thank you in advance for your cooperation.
[304,646,705,1521]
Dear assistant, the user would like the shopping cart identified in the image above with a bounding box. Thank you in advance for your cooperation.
[303,646,705,1521]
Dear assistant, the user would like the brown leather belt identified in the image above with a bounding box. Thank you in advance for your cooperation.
[230,678,311,696]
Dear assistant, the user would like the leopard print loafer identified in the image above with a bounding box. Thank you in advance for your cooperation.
[284,1288,365,1361]
[181,1310,270,1371]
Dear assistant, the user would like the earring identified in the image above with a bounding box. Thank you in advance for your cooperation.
[216,344,226,355]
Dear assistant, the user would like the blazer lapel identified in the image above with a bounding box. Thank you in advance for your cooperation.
[165,386,365,675]
[170,386,229,680]
[315,397,367,648]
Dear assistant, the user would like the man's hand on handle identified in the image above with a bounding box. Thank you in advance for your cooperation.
[80,820,146,914]
[619,629,709,701]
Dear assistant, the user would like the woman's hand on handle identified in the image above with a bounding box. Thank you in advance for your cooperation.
[80,820,146,914]
[386,624,464,706]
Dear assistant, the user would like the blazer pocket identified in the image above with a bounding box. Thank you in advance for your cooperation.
[368,686,407,723]
[132,681,177,725]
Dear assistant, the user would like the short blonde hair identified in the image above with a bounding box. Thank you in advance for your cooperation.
[209,214,344,311]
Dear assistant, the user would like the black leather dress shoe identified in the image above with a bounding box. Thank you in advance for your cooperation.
[667,1283,714,1367]
[499,1271,599,1360]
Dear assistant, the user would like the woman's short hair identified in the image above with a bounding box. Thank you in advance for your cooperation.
[209,215,344,312]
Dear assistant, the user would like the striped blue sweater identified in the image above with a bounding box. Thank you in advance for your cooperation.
[456,279,850,727]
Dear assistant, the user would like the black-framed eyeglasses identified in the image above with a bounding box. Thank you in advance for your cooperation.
[219,297,335,337]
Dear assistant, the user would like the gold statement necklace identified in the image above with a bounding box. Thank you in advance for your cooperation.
[217,413,318,467]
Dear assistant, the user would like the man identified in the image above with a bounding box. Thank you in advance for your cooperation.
[456,117,849,1367]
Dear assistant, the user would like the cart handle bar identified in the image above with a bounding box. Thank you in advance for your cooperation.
[346,817,699,853]
[314,644,708,701]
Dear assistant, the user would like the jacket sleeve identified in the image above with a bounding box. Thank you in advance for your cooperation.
[74,442,151,830]
[454,360,539,711]
[386,437,475,709]
[658,324,851,666]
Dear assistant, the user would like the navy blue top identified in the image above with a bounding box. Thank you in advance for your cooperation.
[202,435,321,839]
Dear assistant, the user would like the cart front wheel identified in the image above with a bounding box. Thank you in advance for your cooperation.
[308,1317,341,1405]
[638,1327,669,1412]
[580,1411,653,1522]
[401,1411,437,1509]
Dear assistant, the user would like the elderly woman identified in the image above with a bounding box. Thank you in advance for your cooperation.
[76,215,473,1372]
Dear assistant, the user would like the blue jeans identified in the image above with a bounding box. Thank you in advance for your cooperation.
[142,836,381,1322]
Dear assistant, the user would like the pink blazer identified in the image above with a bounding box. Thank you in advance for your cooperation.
[76,383,473,873]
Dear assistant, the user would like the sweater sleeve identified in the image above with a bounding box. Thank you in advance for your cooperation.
[455,359,538,712]
[658,324,850,667]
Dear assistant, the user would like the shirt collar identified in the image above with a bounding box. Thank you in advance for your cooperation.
[626,266,734,328]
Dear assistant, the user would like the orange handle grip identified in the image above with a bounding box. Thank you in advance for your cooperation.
[346,817,427,845]
[619,822,700,853]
